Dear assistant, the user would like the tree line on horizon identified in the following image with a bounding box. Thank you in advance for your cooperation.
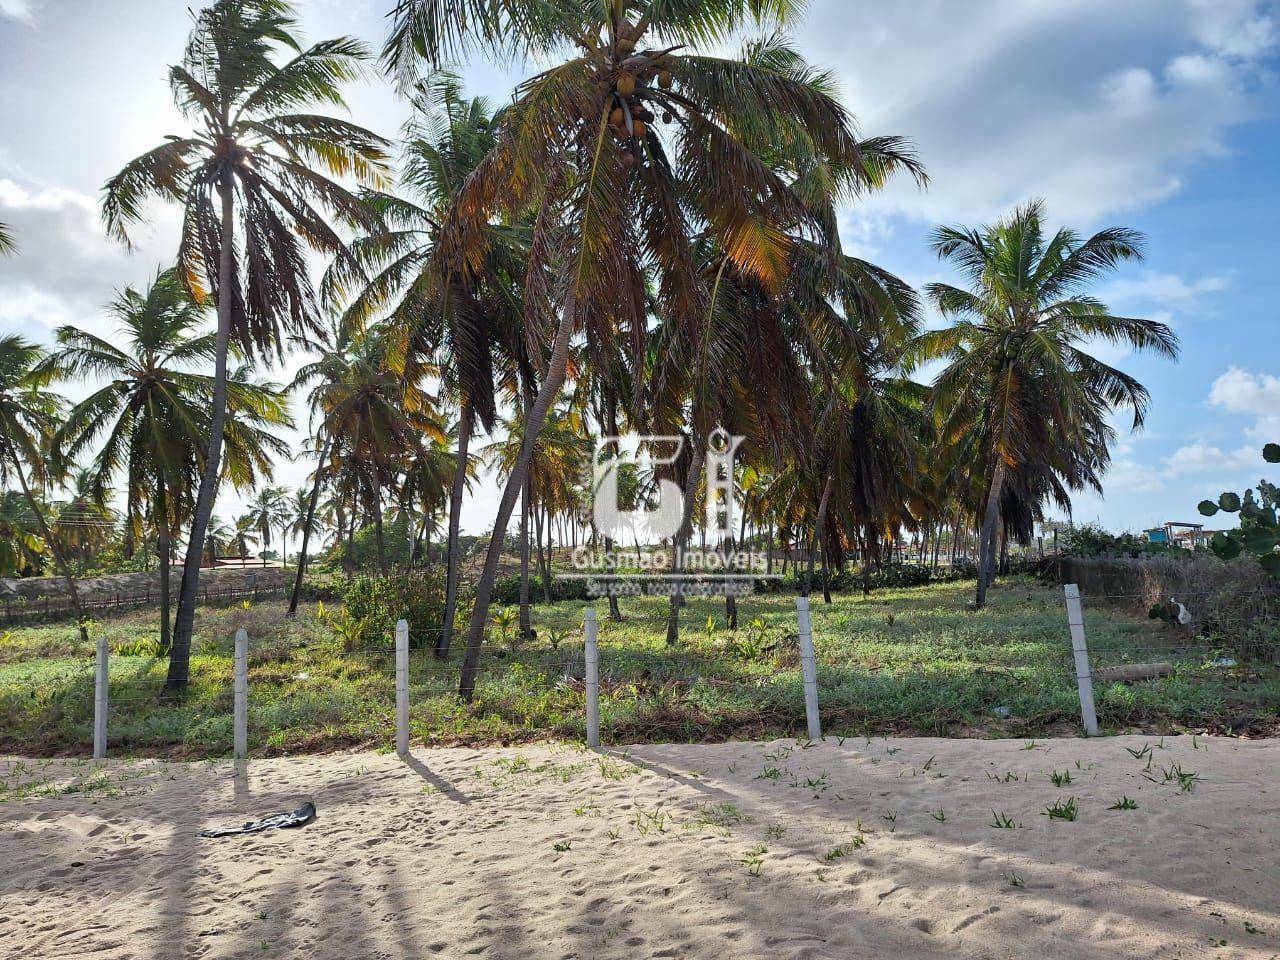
[0,0,1178,697]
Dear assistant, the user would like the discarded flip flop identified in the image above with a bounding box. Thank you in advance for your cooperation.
[199,800,317,838]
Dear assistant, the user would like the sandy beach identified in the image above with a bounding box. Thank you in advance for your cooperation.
[2,735,1277,959]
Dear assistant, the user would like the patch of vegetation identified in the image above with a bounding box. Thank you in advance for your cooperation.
[1,576,1277,757]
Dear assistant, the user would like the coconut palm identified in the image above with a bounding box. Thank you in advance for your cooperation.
[230,514,260,562]
[389,4,921,696]
[0,490,44,577]
[46,269,292,653]
[323,73,528,655]
[913,200,1180,608]
[292,322,445,577]
[0,336,88,637]
[243,484,290,562]
[51,469,118,570]
[102,0,390,686]
[0,222,14,256]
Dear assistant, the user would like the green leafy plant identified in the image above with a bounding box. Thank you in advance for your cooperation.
[1043,797,1078,821]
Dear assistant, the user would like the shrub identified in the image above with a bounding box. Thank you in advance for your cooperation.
[489,575,590,606]
[335,571,448,651]
[869,563,932,589]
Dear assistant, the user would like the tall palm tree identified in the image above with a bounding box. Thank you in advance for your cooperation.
[325,73,526,655]
[204,515,235,565]
[47,269,291,652]
[243,484,290,562]
[913,200,1180,607]
[389,4,915,696]
[0,336,88,638]
[51,469,118,570]
[102,0,390,687]
[0,222,15,256]
[230,513,260,562]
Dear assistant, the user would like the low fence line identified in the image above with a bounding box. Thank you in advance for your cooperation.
[2,583,287,625]
[85,587,1202,759]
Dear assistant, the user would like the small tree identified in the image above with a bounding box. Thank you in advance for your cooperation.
[1197,443,1280,576]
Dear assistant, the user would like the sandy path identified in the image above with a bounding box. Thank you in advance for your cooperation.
[1,735,1277,959]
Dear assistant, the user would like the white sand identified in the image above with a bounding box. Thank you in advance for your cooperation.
[1,735,1277,959]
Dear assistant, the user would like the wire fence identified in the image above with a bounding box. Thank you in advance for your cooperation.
[0,582,288,626]
[1063,583,1277,735]
[9,580,1277,758]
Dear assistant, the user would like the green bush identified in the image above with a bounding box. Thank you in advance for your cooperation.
[869,562,933,588]
[335,571,448,650]
[489,575,590,605]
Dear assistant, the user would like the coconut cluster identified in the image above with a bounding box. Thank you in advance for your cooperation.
[606,23,675,169]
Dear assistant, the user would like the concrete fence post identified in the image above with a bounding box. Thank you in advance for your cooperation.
[93,634,108,760]
[795,597,822,740]
[233,628,248,760]
[584,609,600,748]
[1064,583,1099,736]
[395,619,409,755]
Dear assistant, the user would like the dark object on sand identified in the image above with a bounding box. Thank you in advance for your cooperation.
[199,800,317,838]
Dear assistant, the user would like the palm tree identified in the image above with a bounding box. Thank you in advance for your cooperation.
[243,484,290,563]
[0,490,44,577]
[102,0,390,687]
[0,336,88,638]
[0,222,14,256]
[914,200,1180,607]
[324,74,526,655]
[292,322,445,580]
[51,469,118,570]
[389,4,916,696]
[47,269,291,653]
[204,516,235,565]
[230,513,260,562]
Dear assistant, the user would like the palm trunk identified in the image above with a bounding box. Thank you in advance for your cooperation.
[5,445,87,642]
[820,534,832,604]
[664,445,707,646]
[437,401,472,658]
[974,459,1007,609]
[372,481,388,574]
[803,474,834,598]
[458,300,576,699]
[156,475,171,653]
[518,471,531,640]
[539,503,552,603]
[288,433,332,616]
[169,175,235,688]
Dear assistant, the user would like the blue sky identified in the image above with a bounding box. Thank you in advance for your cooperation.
[0,0,1277,537]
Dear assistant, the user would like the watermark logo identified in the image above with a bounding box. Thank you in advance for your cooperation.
[564,429,776,597]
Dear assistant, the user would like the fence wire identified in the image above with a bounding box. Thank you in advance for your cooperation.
[1068,584,1279,733]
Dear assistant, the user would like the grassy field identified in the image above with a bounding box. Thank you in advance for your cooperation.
[0,576,1275,758]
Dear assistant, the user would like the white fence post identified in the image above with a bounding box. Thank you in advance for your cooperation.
[795,597,822,740]
[93,634,108,760]
[395,619,409,756]
[584,609,600,749]
[233,628,248,760]
[1064,583,1099,736]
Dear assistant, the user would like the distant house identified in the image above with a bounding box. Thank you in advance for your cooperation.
[1144,522,1217,549]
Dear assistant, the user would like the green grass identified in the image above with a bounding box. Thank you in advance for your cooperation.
[1,577,1275,757]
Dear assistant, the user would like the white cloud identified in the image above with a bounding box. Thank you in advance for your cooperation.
[0,0,35,25]
[0,176,188,407]
[1208,367,1280,439]
[1101,456,1167,494]
[1164,441,1262,475]
[1105,271,1229,307]
[799,0,1277,225]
